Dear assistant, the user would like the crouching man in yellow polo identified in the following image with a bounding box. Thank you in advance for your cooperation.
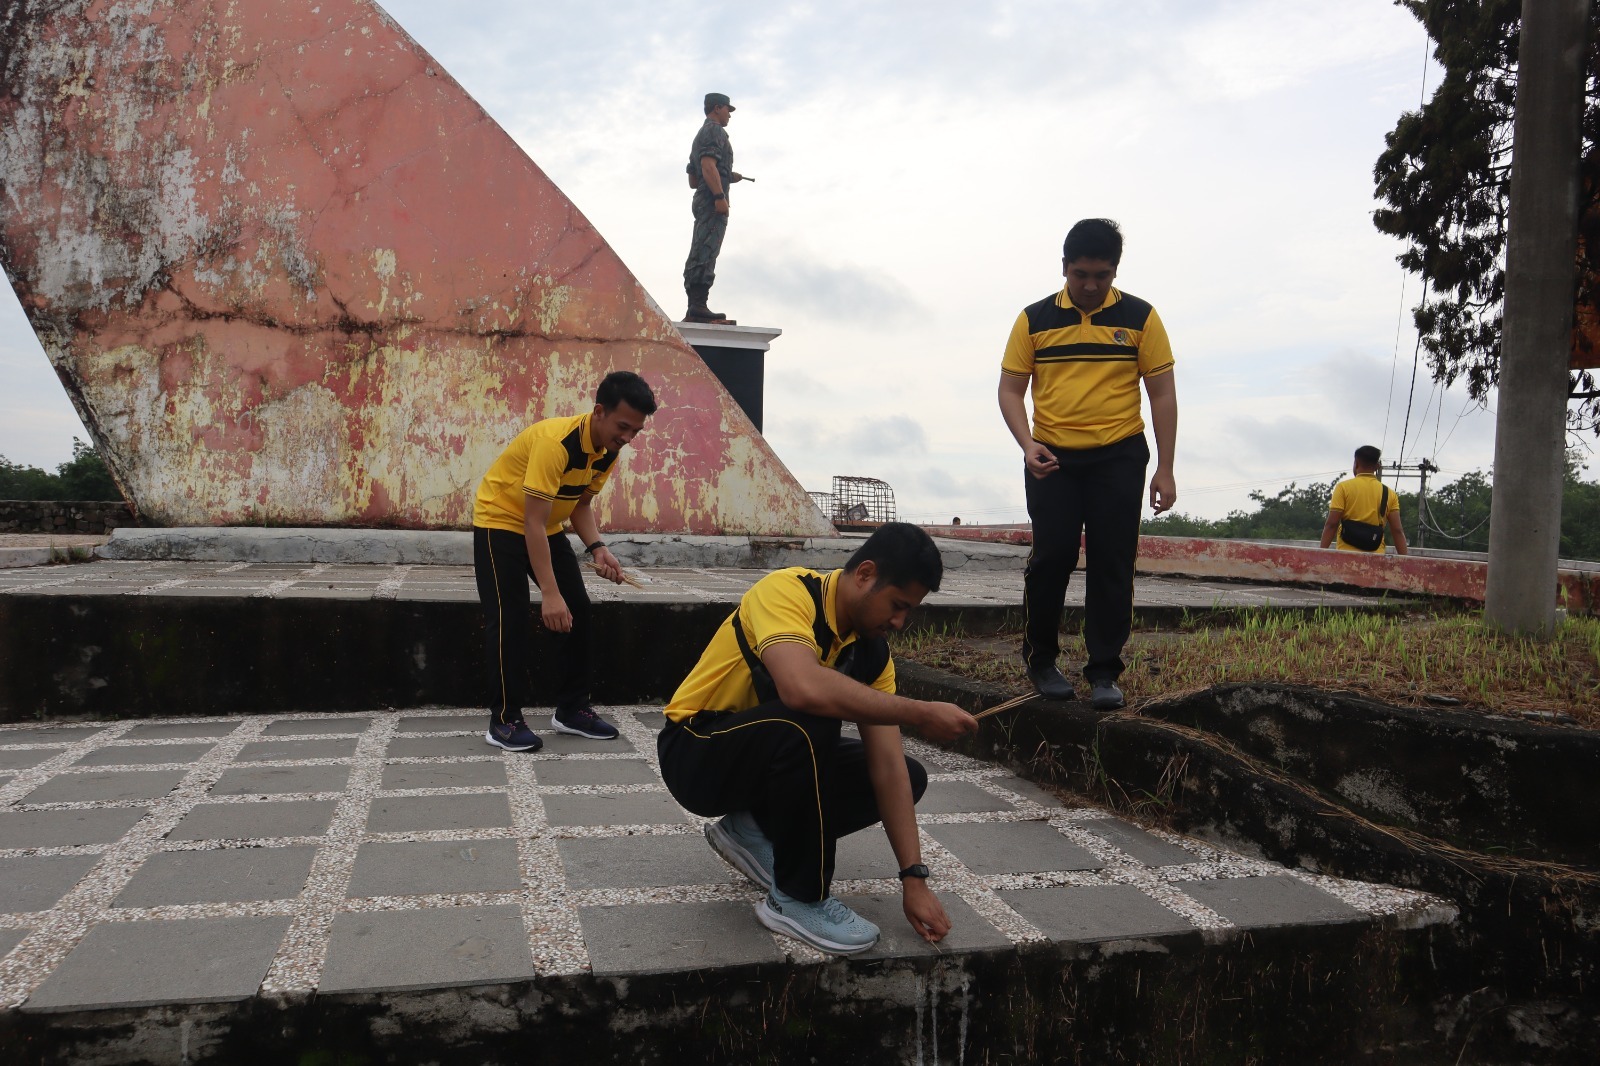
[658,523,979,954]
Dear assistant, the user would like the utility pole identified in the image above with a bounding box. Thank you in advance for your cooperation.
[1385,459,1439,550]
[1418,458,1437,550]
[1485,0,1589,637]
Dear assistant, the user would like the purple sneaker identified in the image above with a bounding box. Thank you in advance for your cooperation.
[552,705,619,740]
[485,719,543,752]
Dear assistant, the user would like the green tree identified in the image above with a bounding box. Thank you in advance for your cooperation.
[0,438,123,501]
[1371,0,1600,434]
[55,437,122,500]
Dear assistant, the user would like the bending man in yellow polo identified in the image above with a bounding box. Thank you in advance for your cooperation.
[658,523,978,955]
[472,371,657,752]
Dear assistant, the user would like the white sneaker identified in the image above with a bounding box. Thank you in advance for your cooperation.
[756,890,879,955]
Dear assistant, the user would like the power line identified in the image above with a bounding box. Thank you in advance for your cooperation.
[1384,34,1435,453]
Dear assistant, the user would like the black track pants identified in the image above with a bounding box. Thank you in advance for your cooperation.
[658,704,927,902]
[473,526,591,724]
[1022,433,1149,683]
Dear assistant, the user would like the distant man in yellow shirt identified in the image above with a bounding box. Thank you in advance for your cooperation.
[472,371,657,752]
[1320,445,1409,555]
[658,523,978,956]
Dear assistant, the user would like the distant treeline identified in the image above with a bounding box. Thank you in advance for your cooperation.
[0,439,122,501]
[1142,451,1600,563]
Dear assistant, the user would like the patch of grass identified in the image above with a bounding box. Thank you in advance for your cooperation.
[895,607,1600,728]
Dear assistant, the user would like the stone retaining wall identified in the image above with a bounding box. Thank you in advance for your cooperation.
[0,499,134,535]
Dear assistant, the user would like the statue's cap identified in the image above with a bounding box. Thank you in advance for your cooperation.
[704,92,736,111]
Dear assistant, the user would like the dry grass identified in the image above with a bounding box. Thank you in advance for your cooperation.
[897,609,1600,728]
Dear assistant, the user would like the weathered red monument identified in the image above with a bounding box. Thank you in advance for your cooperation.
[0,0,831,535]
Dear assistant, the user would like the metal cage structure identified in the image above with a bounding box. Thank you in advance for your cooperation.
[807,491,835,519]
[829,475,897,526]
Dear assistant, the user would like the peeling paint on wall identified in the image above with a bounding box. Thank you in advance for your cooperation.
[0,0,832,536]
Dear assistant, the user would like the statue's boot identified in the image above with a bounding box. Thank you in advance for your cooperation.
[684,287,734,325]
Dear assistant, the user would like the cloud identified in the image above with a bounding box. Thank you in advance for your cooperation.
[841,415,929,457]
[730,251,920,325]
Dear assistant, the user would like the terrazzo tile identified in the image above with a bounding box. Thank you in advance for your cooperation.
[926,822,1102,875]
[114,847,318,906]
[0,808,150,849]
[560,835,736,890]
[235,738,358,762]
[541,792,688,828]
[1080,818,1197,867]
[379,761,507,790]
[24,769,187,804]
[367,794,513,833]
[832,828,899,882]
[916,780,1020,816]
[532,760,657,787]
[319,906,535,994]
[23,916,291,1011]
[580,900,784,975]
[0,853,102,911]
[385,734,493,759]
[210,765,351,797]
[260,719,372,737]
[0,727,104,746]
[75,743,216,767]
[395,715,481,733]
[121,722,240,740]
[167,801,338,841]
[843,892,1012,959]
[1000,885,1199,943]
[0,749,63,772]
[1178,876,1366,928]
[346,839,521,897]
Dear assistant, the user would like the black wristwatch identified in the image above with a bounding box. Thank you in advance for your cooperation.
[584,540,605,555]
[713,193,726,201]
[897,864,930,881]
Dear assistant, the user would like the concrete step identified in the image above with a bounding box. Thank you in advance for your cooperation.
[0,708,1453,1062]
[0,559,1394,720]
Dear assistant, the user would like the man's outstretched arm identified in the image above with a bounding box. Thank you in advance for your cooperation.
[761,642,976,743]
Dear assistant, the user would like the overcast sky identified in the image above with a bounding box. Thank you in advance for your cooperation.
[0,0,1535,523]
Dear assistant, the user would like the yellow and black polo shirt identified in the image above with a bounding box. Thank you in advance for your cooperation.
[665,567,896,723]
[1329,473,1399,552]
[1000,286,1174,450]
[471,413,619,536]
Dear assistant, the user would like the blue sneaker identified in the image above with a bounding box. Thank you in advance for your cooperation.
[552,705,619,740]
[485,719,543,752]
[756,890,879,955]
[706,811,775,889]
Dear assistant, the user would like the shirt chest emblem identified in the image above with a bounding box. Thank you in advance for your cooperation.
[1112,329,1133,346]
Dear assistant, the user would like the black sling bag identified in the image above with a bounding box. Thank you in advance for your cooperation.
[728,572,890,705]
[1339,486,1390,552]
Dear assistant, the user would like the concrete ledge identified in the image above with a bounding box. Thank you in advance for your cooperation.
[895,665,1600,1060]
[96,528,1029,572]
[0,920,1452,1064]
[1136,534,1600,612]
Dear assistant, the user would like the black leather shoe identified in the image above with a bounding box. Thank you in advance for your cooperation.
[1028,666,1074,700]
[1089,680,1125,710]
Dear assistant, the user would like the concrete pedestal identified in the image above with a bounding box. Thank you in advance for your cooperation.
[674,322,782,432]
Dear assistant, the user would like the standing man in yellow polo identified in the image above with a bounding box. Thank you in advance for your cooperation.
[998,218,1178,710]
[473,371,658,752]
[1320,445,1409,555]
